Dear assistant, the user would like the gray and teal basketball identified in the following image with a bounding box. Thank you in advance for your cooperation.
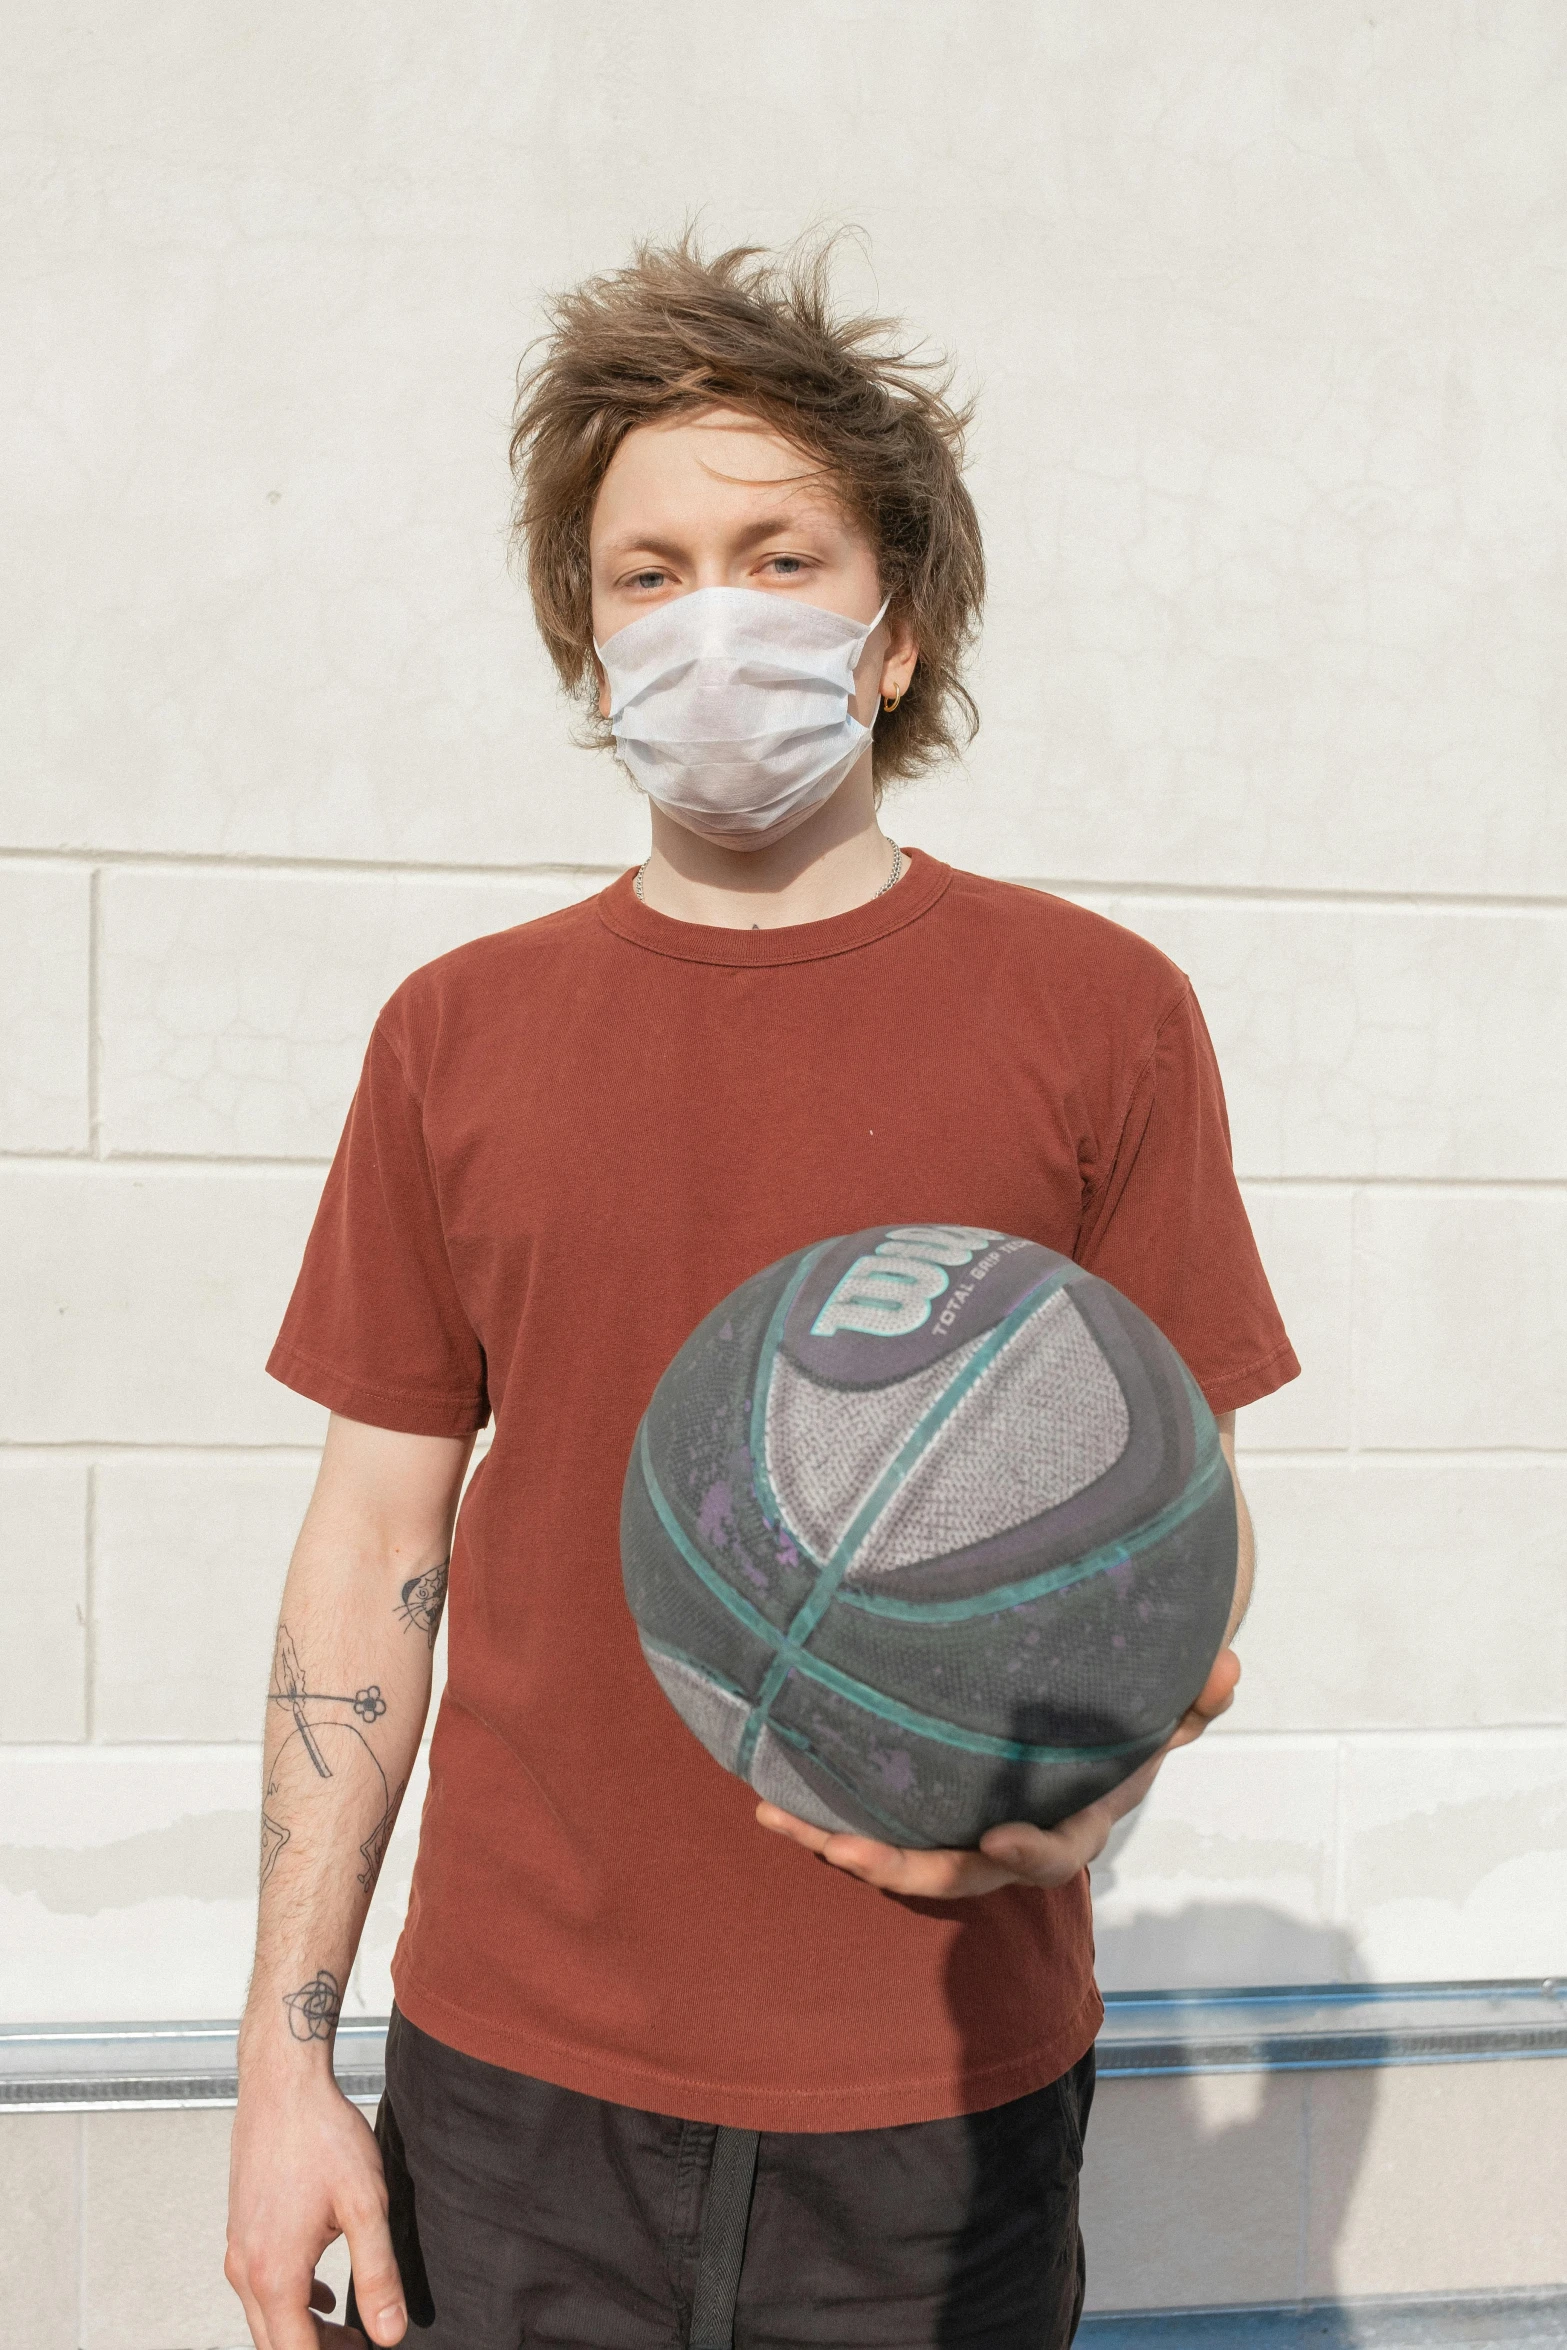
[620,1225,1237,1849]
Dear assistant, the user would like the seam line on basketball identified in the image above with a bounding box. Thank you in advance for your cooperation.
[643,1419,1169,1757]
[760,1720,926,1841]
[639,1636,749,1704]
[823,1272,1074,1578]
[777,1651,1177,1764]
[639,1422,783,1647]
[832,1435,1229,1622]
[638,1426,1167,1764]
[747,1240,836,1550]
[736,1268,1073,1777]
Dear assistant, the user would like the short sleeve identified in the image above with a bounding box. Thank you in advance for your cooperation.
[267,1022,490,1438]
[1075,986,1299,1415]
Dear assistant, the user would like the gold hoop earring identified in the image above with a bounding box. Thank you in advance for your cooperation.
[881,686,903,713]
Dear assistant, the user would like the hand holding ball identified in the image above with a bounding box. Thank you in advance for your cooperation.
[621,1225,1237,1852]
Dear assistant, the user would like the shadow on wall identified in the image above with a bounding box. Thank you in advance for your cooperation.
[1090,1795,1358,1988]
[1089,1902,1374,2322]
[936,1866,1377,2330]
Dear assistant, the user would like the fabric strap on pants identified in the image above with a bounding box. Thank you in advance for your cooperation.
[687,2124,760,2350]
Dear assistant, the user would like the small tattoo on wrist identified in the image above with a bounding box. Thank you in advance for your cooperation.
[283,1969,342,2043]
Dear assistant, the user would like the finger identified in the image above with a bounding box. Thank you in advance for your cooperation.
[306,2281,375,2343]
[979,1803,1118,1882]
[1099,1745,1172,1817]
[245,2274,326,2350]
[755,1802,835,1855]
[824,1832,1020,1898]
[979,1748,1176,1880]
[758,1805,1003,1894]
[228,2273,275,2350]
[340,2206,405,2347]
[229,2249,329,2350]
[1194,1646,1241,1716]
[1168,1649,1242,1749]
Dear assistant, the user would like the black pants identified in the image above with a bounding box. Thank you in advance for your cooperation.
[348,2007,1093,2350]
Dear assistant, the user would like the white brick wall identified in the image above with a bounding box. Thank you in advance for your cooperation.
[4,1,1564,2030]
[98,869,598,1158]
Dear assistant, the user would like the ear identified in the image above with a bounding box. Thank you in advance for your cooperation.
[595,658,610,721]
[883,625,920,695]
[879,609,919,704]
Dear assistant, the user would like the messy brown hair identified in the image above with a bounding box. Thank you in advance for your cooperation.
[509,235,984,784]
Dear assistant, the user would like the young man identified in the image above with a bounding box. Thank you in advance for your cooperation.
[226,241,1297,2350]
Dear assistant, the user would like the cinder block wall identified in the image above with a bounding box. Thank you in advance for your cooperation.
[6,2062,1567,2345]
[4,3,1565,2038]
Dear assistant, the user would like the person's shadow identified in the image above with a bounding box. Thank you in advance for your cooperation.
[1080,1903,1374,2331]
[934,1762,1376,2340]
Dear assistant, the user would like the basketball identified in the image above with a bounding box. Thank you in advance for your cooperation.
[621,1224,1237,1849]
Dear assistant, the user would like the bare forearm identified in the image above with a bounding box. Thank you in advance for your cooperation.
[240,1560,434,2079]
[227,1418,469,2350]
[238,1422,468,2087]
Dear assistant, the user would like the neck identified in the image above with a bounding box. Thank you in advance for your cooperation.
[636,756,900,929]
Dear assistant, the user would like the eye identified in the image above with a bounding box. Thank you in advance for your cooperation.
[624,569,668,592]
[762,555,808,578]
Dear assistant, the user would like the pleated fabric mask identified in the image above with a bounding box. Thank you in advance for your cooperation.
[595,587,890,848]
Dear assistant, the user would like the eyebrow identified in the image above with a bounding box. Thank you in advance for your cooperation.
[599,512,840,563]
[598,533,687,563]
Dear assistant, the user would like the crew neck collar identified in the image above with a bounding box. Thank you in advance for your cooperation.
[596,849,951,967]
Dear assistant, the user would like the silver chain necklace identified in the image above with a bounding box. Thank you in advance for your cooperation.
[634,842,903,906]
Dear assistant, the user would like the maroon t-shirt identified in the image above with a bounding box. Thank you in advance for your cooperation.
[269,854,1297,2129]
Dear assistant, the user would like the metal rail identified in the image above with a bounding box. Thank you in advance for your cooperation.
[1080,2286,1567,2347]
[2,1980,1564,2112]
[1093,1977,1567,2079]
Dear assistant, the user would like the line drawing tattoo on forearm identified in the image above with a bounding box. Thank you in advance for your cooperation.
[397,1556,449,1650]
[262,1625,399,1892]
[359,1775,408,1898]
[283,1968,342,2042]
[270,1624,386,1742]
[259,1806,290,1886]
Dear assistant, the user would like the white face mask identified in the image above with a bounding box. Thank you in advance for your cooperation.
[595,587,890,849]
